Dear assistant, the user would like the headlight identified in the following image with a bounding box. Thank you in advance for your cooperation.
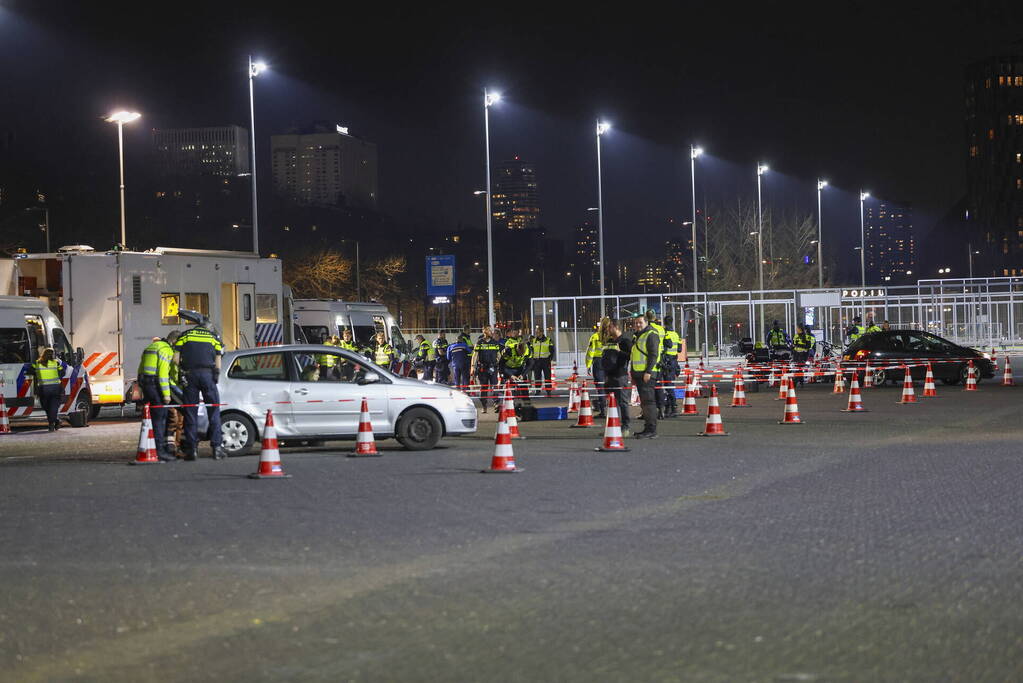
[982,352,991,360]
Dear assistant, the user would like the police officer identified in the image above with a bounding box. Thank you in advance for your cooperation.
[172,322,225,460]
[500,337,530,387]
[32,347,64,432]
[433,332,450,385]
[529,325,554,397]
[791,324,816,386]
[865,318,882,334]
[413,334,436,381]
[372,331,397,372]
[471,326,502,413]
[601,321,632,436]
[446,334,471,391]
[138,334,178,461]
[846,316,865,344]
[457,324,474,352]
[335,328,361,381]
[630,314,661,438]
[587,318,611,417]
[316,335,339,381]
[660,315,682,417]
[767,320,789,351]
[645,311,667,418]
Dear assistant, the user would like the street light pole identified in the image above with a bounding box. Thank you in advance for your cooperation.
[248,57,266,256]
[483,89,501,327]
[860,190,870,325]
[105,111,141,248]
[816,179,827,288]
[756,163,768,342]
[691,145,704,356]
[596,121,611,312]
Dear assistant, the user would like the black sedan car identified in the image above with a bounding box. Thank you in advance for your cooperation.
[842,329,995,385]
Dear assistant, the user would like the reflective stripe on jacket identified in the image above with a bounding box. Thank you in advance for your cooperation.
[33,360,61,387]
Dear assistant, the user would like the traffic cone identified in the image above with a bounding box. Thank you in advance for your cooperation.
[806,359,816,384]
[833,364,846,393]
[991,348,998,373]
[595,392,630,452]
[897,366,917,404]
[691,368,703,398]
[731,368,749,407]
[630,383,641,407]
[249,409,292,478]
[767,366,778,388]
[863,361,874,389]
[922,363,938,397]
[776,373,789,400]
[568,376,580,413]
[0,394,10,434]
[1002,356,1014,386]
[841,374,869,412]
[778,382,803,424]
[698,386,728,436]
[500,386,524,439]
[130,404,161,465]
[482,413,521,473]
[571,385,595,427]
[350,397,381,456]
[964,360,978,392]
[681,380,699,415]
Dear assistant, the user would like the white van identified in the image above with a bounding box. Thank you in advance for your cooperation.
[0,296,92,426]
[293,299,410,355]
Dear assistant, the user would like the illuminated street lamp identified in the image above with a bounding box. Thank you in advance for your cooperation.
[482,89,501,327]
[756,163,768,341]
[105,110,141,248]
[595,120,611,309]
[859,190,870,324]
[690,145,704,354]
[248,57,267,255]
[816,179,828,288]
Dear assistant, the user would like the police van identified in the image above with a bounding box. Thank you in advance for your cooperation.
[10,246,294,416]
[293,299,409,355]
[0,296,92,426]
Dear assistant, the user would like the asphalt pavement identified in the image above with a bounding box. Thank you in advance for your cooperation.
[1,374,1021,682]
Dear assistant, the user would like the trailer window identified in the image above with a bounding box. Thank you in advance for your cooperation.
[256,294,278,323]
[242,293,252,322]
[161,294,180,325]
[184,293,209,317]
[0,329,30,364]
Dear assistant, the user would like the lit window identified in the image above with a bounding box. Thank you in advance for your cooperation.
[970,145,979,157]
[989,129,995,140]
[161,293,180,325]
[185,293,210,316]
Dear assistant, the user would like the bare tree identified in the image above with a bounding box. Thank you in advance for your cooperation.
[283,248,353,299]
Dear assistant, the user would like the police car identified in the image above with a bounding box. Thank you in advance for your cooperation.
[216,344,478,455]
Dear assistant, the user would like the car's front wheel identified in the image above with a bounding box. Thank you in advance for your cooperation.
[221,412,257,456]
[395,407,442,450]
[871,367,888,386]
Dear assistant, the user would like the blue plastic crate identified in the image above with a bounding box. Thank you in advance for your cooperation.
[535,406,568,421]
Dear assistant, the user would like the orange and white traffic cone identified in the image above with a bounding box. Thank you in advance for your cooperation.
[681,380,699,415]
[841,373,868,412]
[767,366,778,388]
[833,365,846,393]
[991,348,998,373]
[776,373,789,400]
[630,383,641,407]
[863,362,874,389]
[964,360,978,392]
[571,385,595,427]
[351,397,381,456]
[698,386,728,436]
[1002,356,1014,386]
[568,376,580,413]
[922,363,938,397]
[692,369,703,398]
[779,382,803,424]
[249,409,292,478]
[0,394,10,434]
[130,404,162,465]
[731,368,749,407]
[500,386,524,439]
[482,413,521,473]
[897,366,917,404]
[596,392,630,452]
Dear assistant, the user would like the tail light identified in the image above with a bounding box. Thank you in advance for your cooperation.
[853,349,869,361]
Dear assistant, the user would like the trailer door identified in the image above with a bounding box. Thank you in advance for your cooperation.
[220,283,256,350]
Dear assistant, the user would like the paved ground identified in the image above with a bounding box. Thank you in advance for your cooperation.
[1,375,1021,681]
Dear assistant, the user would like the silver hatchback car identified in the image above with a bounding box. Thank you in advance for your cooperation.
[216,345,478,455]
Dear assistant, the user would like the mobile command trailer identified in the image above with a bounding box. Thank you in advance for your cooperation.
[0,296,92,426]
[13,247,292,414]
[293,299,409,353]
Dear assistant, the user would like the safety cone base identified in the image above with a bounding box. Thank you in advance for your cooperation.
[595,445,630,452]
[778,420,804,424]
[840,407,870,412]
[697,431,729,437]
[129,459,163,466]
[248,471,292,479]
[348,451,383,458]
[481,467,523,473]
[569,423,594,428]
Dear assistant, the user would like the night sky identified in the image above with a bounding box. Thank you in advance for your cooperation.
[3,1,1023,278]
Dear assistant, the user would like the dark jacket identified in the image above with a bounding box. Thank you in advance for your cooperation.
[602,336,632,386]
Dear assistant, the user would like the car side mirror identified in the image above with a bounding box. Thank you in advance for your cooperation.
[75,347,85,365]
[358,371,380,386]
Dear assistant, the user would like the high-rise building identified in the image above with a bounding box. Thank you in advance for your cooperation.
[864,201,915,283]
[491,157,539,230]
[271,125,378,209]
[152,126,249,177]
[965,51,1023,275]
[572,221,599,287]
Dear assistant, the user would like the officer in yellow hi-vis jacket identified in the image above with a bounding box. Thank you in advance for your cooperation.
[32,347,63,432]
[139,335,178,461]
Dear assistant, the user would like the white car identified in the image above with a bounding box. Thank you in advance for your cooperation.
[216,345,478,455]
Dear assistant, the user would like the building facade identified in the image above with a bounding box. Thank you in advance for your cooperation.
[271,126,378,209]
[965,52,1023,275]
[491,157,539,230]
[864,201,915,283]
[572,221,599,289]
[152,126,249,177]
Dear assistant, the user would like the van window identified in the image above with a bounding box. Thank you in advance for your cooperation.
[390,325,409,354]
[24,316,44,358]
[256,294,278,323]
[301,325,329,344]
[161,293,180,324]
[185,293,209,317]
[52,328,74,361]
[0,328,30,364]
[351,324,377,347]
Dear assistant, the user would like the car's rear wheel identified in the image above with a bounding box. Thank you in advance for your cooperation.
[395,407,442,450]
[871,367,888,386]
[221,412,257,456]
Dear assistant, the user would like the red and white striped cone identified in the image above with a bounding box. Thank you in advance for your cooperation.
[500,386,524,439]
[630,383,641,407]
[130,404,161,465]
[1002,356,1014,386]
[482,413,521,473]
[249,409,292,478]
[767,366,778,388]
[0,394,11,434]
[595,392,630,452]
[863,361,874,389]
[963,360,978,392]
[568,376,580,413]
[922,363,938,397]
[805,359,816,384]
[897,366,917,404]
[351,397,381,456]
[731,368,749,407]
[691,368,703,398]
[833,365,846,393]
[681,380,699,415]
[779,382,803,424]
[991,348,998,374]
[776,373,789,400]
[698,386,728,436]
[571,385,595,427]
[841,374,869,412]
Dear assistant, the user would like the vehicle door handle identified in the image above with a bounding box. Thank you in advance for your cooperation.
[294,388,308,396]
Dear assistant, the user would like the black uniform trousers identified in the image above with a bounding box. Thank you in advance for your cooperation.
[531,357,552,395]
[38,384,63,428]
[630,370,659,434]
[181,368,222,455]
[661,358,679,413]
[476,367,499,409]
[603,375,630,431]
[590,363,606,415]
[450,363,469,391]
[140,375,169,454]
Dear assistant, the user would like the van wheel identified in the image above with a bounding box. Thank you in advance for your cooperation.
[221,413,257,456]
[396,407,442,450]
